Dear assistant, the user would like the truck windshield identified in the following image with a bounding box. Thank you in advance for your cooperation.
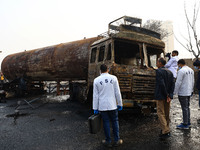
[146,46,163,68]
[114,40,163,67]
[114,41,141,66]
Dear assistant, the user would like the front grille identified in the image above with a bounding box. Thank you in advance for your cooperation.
[118,74,132,92]
[117,74,156,100]
[132,75,156,100]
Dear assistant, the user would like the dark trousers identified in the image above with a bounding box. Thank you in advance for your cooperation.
[198,90,200,108]
[100,109,120,143]
[178,96,191,125]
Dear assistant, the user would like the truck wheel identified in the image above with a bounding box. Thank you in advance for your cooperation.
[71,83,87,103]
[87,86,93,102]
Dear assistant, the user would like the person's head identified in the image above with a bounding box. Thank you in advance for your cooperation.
[172,50,179,56]
[100,64,108,73]
[157,57,166,68]
[193,59,200,69]
[177,59,186,69]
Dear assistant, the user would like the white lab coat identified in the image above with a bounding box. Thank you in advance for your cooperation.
[165,56,179,78]
[174,66,194,96]
[93,73,123,111]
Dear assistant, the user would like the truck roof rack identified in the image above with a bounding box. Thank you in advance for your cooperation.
[98,16,161,39]
[98,16,142,37]
[108,16,142,35]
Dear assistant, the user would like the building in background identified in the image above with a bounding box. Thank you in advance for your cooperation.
[162,21,174,53]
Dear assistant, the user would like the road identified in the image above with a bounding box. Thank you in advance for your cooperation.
[0,94,200,150]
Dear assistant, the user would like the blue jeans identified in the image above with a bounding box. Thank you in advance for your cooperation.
[100,109,120,143]
[178,96,191,125]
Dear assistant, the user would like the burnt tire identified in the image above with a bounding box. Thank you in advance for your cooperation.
[70,83,87,103]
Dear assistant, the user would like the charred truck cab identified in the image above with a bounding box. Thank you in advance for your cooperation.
[88,16,165,112]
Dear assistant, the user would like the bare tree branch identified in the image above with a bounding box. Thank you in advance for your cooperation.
[194,1,200,23]
[142,20,171,40]
[177,1,200,58]
[180,32,190,43]
[184,2,193,29]
[175,33,197,57]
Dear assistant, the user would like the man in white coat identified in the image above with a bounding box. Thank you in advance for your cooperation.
[174,59,194,129]
[165,50,179,78]
[93,64,123,148]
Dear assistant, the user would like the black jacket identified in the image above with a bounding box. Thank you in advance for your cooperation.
[155,67,175,100]
[196,71,200,90]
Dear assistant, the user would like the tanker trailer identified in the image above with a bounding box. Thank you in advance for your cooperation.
[1,37,102,97]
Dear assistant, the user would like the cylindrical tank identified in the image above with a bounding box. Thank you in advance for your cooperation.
[1,37,101,81]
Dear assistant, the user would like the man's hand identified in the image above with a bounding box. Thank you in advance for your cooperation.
[167,97,171,103]
[94,110,99,115]
[117,105,123,111]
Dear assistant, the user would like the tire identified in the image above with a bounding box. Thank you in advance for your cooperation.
[70,83,87,103]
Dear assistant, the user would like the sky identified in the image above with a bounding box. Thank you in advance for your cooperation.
[0,0,199,65]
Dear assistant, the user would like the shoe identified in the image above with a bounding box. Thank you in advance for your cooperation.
[159,132,170,139]
[102,140,112,148]
[179,122,191,128]
[176,123,189,129]
[113,139,123,147]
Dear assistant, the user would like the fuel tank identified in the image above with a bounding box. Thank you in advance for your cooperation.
[1,37,101,81]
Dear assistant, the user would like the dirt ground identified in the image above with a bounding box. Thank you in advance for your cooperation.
[0,94,200,150]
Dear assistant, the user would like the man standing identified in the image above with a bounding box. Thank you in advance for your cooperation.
[193,59,200,109]
[174,59,194,129]
[165,50,179,78]
[155,58,174,139]
[93,64,123,148]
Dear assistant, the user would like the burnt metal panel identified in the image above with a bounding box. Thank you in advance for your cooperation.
[112,64,156,100]
[120,25,161,39]
[113,31,165,48]
[132,74,156,100]
[124,16,142,25]
[1,37,101,81]
[117,74,132,92]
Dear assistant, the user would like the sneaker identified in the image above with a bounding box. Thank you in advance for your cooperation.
[113,139,123,147]
[102,140,112,148]
[159,132,170,139]
[176,123,189,129]
[180,122,191,128]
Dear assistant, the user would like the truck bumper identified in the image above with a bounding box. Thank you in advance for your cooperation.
[123,99,157,108]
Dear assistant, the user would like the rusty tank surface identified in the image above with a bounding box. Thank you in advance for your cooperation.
[1,37,101,81]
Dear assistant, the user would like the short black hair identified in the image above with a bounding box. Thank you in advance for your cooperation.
[172,50,179,56]
[178,59,185,65]
[158,57,166,65]
[193,59,200,66]
[100,64,108,73]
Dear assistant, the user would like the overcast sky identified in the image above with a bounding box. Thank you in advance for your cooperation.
[0,0,199,64]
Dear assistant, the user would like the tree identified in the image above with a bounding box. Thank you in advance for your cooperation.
[143,20,171,40]
[175,1,200,58]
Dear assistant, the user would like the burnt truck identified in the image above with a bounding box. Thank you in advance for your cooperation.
[1,16,165,111]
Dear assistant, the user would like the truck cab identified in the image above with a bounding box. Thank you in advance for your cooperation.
[88,16,165,112]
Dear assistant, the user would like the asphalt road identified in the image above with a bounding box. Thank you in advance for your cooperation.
[0,94,200,150]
